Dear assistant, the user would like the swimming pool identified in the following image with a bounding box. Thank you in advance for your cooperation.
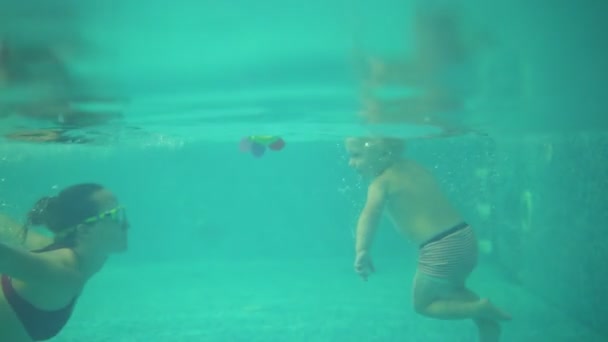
[2,0,608,341]
[52,258,604,341]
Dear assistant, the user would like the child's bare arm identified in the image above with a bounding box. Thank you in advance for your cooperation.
[355,180,388,254]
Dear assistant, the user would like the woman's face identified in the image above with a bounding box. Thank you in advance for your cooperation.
[81,189,129,253]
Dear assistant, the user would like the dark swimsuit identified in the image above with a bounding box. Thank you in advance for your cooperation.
[1,242,79,341]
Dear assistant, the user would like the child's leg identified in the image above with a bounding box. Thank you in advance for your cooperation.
[413,272,511,320]
[417,225,511,321]
[412,271,509,341]
[435,287,503,342]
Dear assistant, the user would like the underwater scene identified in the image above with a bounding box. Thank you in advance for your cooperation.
[1,0,607,341]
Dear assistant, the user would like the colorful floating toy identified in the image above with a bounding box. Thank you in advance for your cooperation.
[240,135,285,157]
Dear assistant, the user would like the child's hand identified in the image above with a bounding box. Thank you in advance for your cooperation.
[354,251,375,281]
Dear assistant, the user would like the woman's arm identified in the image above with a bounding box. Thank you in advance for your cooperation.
[0,214,53,250]
[0,214,26,246]
[0,242,81,286]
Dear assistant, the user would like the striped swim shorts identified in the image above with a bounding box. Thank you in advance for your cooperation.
[418,222,478,281]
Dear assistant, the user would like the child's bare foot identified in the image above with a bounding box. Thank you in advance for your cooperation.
[477,299,512,321]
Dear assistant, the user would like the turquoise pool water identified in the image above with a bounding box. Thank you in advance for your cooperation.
[1,0,607,341]
[52,259,603,341]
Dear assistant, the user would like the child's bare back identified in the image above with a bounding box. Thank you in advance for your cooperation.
[378,159,464,245]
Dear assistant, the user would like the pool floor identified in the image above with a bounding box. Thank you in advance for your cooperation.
[51,258,604,341]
